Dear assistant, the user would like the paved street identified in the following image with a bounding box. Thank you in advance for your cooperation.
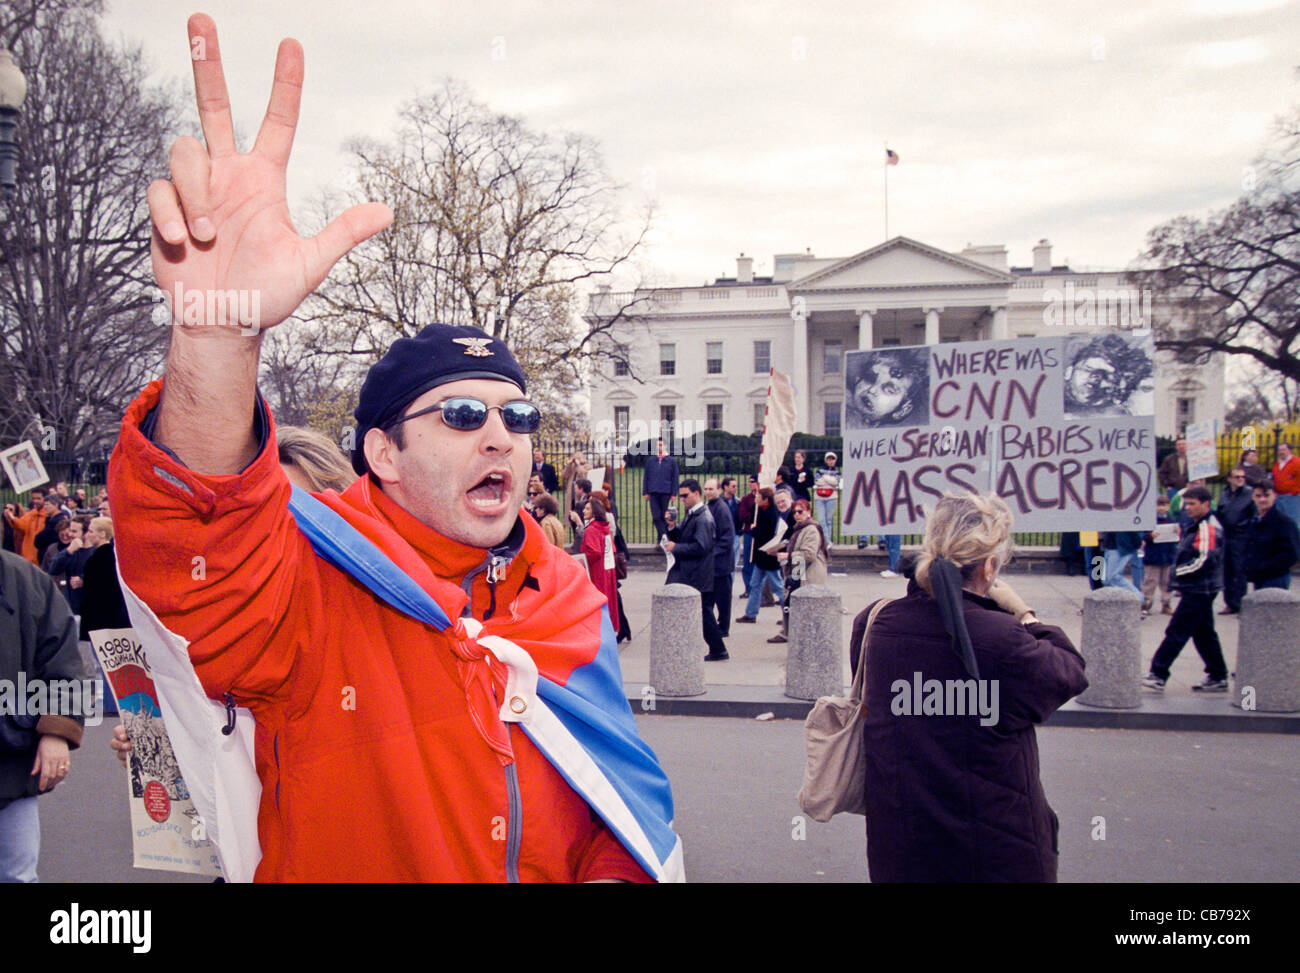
[32,717,1300,883]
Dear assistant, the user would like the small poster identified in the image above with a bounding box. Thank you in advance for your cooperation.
[90,629,222,877]
[588,467,606,494]
[1,440,50,494]
[1185,419,1218,481]
[1150,523,1180,544]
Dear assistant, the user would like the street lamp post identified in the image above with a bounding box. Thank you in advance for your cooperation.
[0,48,29,201]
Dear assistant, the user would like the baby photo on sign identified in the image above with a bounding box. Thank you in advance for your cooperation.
[0,440,50,494]
[845,347,930,429]
[1062,333,1154,419]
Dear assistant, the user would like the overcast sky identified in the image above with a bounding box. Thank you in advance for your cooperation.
[101,0,1299,287]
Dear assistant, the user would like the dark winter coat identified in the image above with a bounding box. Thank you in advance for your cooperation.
[1245,506,1300,583]
[666,503,715,593]
[532,461,559,493]
[1215,485,1256,535]
[79,542,132,641]
[1,550,85,803]
[642,455,680,496]
[851,581,1087,882]
[750,504,781,572]
[706,497,735,579]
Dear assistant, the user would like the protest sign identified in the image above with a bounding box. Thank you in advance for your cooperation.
[1185,419,1219,481]
[1,440,50,493]
[841,334,1157,533]
[90,629,223,877]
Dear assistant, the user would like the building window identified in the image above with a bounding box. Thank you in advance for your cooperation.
[754,340,771,374]
[660,404,676,440]
[706,403,723,430]
[614,406,630,440]
[706,341,723,374]
[754,403,765,432]
[824,400,841,437]
[1176,397,1195,434]
[823,339,842,374]
[880,337,901,347]
[659,343,676,376]
[613,343,630,376]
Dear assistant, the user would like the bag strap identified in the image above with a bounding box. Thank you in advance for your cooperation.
[849,597,894,703]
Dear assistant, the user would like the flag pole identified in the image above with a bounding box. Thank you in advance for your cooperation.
[883,139,889,241]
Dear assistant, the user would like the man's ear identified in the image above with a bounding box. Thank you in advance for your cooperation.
[364,427,400,484]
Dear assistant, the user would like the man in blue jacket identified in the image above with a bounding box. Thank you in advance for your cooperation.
[642,438,680,540]
[1143,486,1228,693]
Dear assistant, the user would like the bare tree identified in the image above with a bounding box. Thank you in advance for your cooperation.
[1138,102,1300,385]
[296,80,651,421]
[0,0,181,464]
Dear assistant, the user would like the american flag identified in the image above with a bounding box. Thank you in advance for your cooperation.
[886,148,900,166]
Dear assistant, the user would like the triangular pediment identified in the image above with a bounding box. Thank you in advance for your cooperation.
[788,237,1015,291]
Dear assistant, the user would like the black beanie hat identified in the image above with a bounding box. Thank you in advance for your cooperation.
[351,323,528,475]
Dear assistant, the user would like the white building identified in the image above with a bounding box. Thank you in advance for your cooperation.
[585,236,1223,441]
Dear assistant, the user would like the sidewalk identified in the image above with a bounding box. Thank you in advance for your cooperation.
[613,563,1299,732]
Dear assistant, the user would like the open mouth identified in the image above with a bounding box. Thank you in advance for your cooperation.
[466,471,512,510]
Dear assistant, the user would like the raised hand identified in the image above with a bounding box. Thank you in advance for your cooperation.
[148,14,392,334]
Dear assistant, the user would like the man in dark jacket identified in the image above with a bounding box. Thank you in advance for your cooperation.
[704,478,736,638]
[1143,486,1228,693]
[1158,436,1188,496]
[531,448,559,493]
[736,476,759,596]
[1215,467,1255,614]
[665,479,727,660]
[642,439,680,540]
[1246,480,1300,590]
[1,549,86,882]
[737,488,785,623]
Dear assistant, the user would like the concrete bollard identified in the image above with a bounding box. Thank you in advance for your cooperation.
[785,584,843,701]
[1077,586,1142,709]
[1234,588,1300,713]
[649,583,706,697]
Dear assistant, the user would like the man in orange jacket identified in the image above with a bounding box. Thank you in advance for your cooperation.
[107,15,679,883]
[4,495,53,566]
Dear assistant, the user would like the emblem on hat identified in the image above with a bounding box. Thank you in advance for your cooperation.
[453,337,495,358]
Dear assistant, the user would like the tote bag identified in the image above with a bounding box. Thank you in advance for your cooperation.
[796,597,893,823]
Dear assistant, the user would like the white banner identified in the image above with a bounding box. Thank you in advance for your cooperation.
[841,335,1158,532]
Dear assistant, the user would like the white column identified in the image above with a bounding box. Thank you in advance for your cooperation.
[924,307,941,345]
[792,307,809,431]
[857,309,874,350]
[992,306,1008,340]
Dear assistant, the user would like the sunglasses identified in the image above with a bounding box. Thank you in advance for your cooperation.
[389,397,542,434]
[527,491,542,497]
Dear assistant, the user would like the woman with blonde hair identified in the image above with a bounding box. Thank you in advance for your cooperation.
[851,492,1087,882]
[277,425,357,493]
